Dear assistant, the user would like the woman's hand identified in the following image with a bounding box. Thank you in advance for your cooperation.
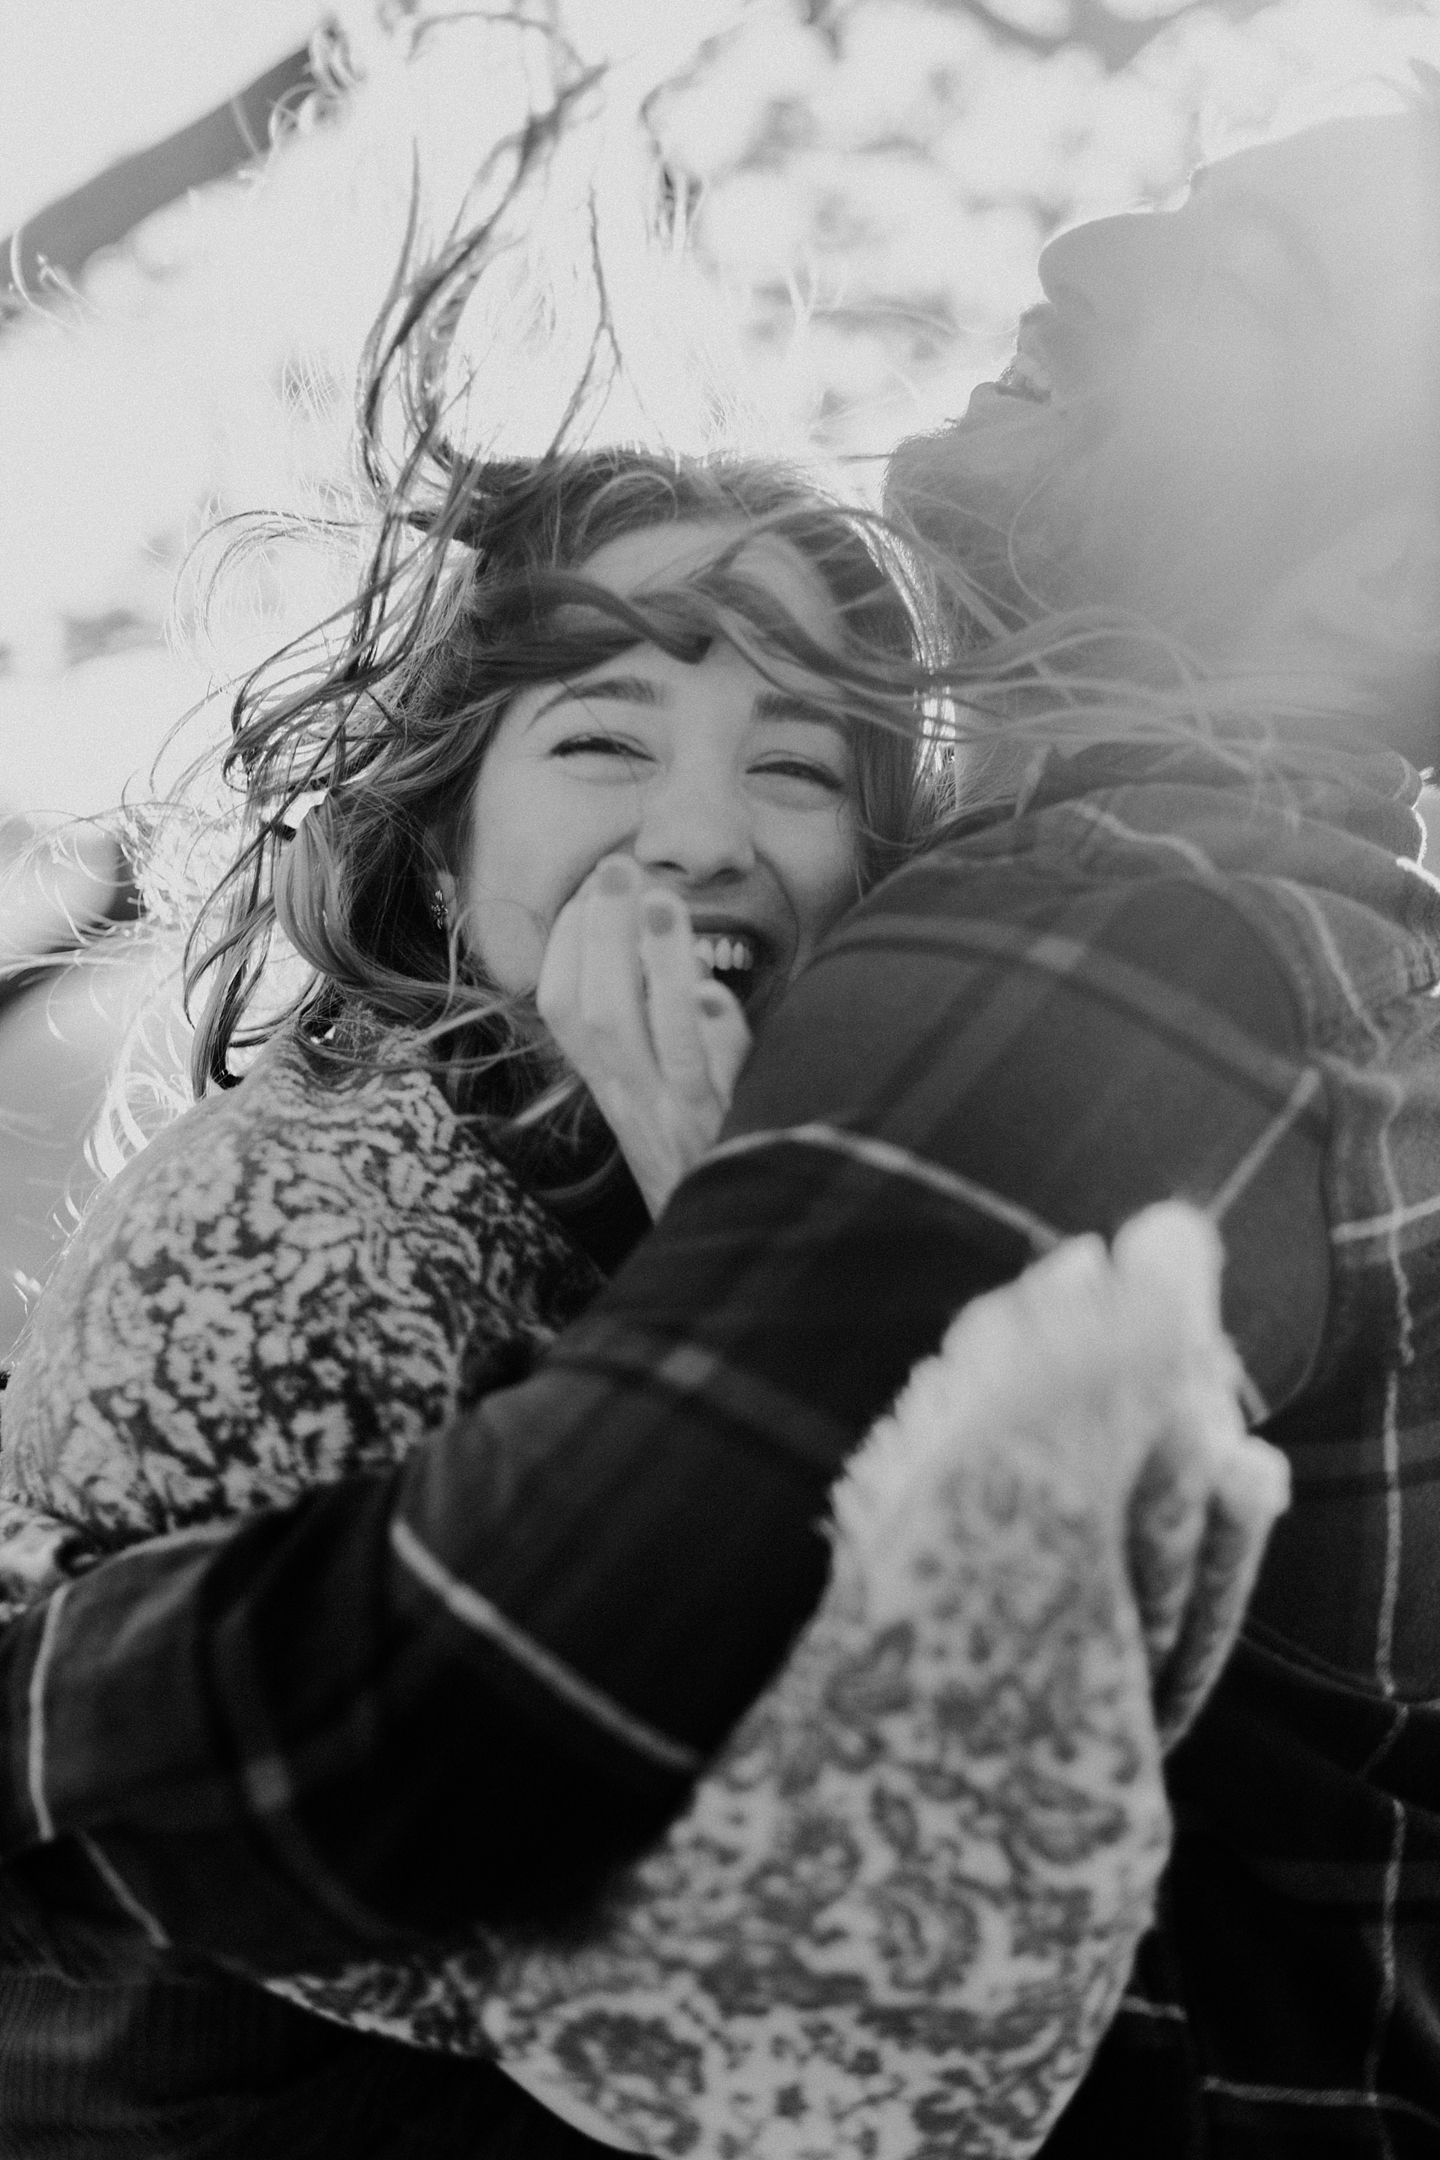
[536,855,753,1218]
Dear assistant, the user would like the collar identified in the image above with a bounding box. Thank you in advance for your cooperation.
[937,728,1440,965]
[1003,729,1429,868]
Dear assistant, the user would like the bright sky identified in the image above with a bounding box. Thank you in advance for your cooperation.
[0,0,326,235]
[5,0,1440,821]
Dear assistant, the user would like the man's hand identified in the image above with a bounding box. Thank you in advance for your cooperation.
[537,855,753,1218]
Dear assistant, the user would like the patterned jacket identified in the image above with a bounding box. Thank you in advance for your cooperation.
[0,1034,601,1573]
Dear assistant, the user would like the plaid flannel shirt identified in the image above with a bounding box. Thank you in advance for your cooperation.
[0,735,1436,2157]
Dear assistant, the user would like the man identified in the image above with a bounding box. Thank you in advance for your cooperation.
[2,99,1438,2155]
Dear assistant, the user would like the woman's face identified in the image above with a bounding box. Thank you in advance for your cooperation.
[451,522,860,1028]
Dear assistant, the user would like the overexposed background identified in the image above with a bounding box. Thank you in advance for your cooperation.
[6,0,1440,822]
[4,0,1440,1352]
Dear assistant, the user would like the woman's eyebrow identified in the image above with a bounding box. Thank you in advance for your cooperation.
[753,689,848,733]
[529,676,667,726]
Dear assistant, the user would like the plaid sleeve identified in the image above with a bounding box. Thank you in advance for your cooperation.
[0,862,1330,1975]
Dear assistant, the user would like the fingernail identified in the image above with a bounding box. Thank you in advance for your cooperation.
[596,859,634,896]
[643,897,678,935]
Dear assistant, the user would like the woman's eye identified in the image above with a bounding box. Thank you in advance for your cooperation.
[752,759,848,794]
[551,734,648,762]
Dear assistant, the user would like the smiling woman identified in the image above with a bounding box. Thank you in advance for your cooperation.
[480,523,875,1216]
[228,452,929,1191]
[455,527,861,1038]
[0,392,944,2147]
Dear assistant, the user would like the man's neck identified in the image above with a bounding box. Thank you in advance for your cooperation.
[1211,506,1440,765]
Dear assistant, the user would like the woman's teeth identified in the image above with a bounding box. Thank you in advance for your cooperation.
[693,934,756,978]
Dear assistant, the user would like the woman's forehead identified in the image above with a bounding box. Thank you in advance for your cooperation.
[578,521,841,645]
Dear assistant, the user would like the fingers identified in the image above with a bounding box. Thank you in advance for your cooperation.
[934,1203,1283,1739]
[638,889,717,1102]
[541,857,747,1111]
[638,892,753,1114]
[1152,1435,1290,1747]
[1125,1444,1215,1678]
[534,883,587,1047]
[1108,1205,1289,1740]
[930,1230,1147,1522]
[536,859,660,1100]
[576,859,653,1072]
[534,858,753,1217]
[1108,1205,1253,1678]
[1111,1202,1226,1347]
[695,981,752,1106]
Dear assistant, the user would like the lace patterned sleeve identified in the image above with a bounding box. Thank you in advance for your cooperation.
[274,1207,1286,2159]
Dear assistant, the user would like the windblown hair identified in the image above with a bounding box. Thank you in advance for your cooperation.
[84,42,961,1195]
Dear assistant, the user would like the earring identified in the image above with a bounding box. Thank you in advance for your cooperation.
[429,889,448,932]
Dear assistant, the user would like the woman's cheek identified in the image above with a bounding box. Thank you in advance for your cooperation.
[825,802,864,909]
[465,896,552,994]
[794,817,862,950]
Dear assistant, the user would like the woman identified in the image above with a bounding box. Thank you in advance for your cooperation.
[0,450,924,1578]
[0,432,1272,2158]
[0,440,937,2146]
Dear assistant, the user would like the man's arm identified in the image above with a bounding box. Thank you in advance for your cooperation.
[0,864,1328,1975]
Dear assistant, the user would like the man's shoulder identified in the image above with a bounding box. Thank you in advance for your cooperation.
[839,818,1306,1053]
[850,774,1438,1052]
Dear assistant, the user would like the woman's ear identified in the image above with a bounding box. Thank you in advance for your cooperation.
[435,868,459,917]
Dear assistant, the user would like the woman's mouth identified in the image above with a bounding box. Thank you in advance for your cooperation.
[692,930,765,1005]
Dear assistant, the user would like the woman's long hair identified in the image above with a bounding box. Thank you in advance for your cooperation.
[184,442,940,1185]
[82,34,961,1197]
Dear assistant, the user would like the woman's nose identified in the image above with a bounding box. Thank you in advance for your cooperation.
[1039,208,1194,328]
[632,770,756,884]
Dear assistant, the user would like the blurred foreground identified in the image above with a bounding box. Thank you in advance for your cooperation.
[0,822,148,1361]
